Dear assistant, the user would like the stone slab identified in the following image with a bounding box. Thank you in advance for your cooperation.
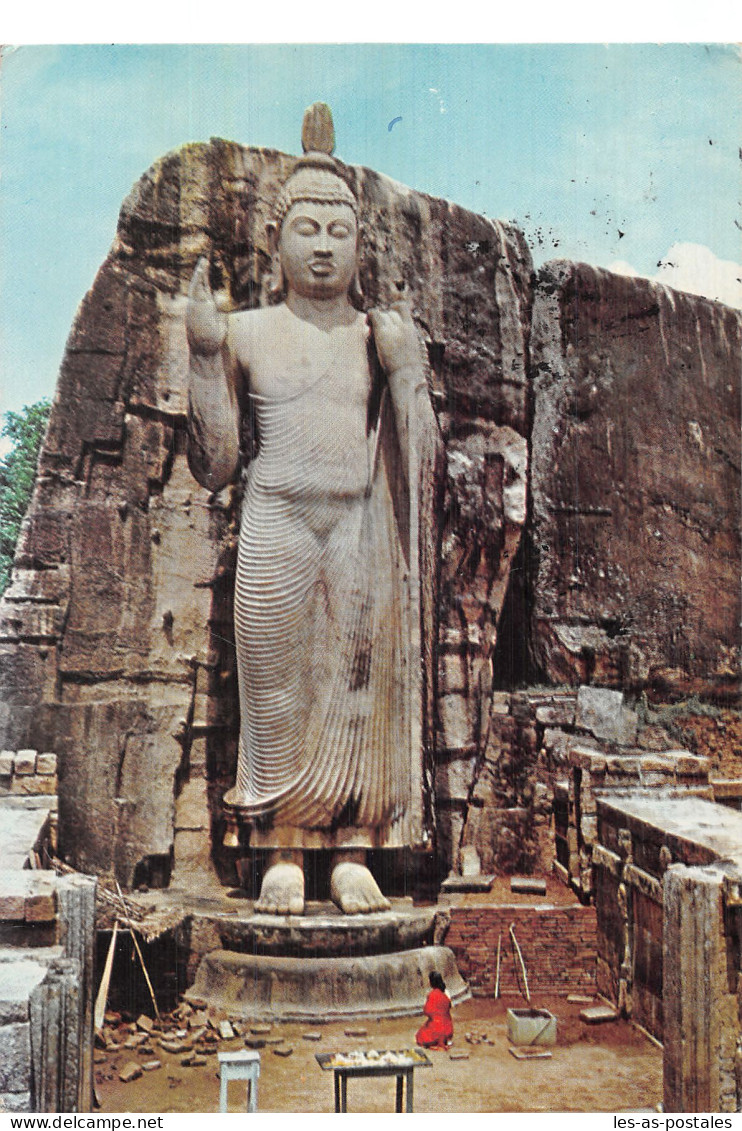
[0,799,56,872]
[119,1061,143,1083]
[597,794,742,868]
[580,1005,619,1024]
[576,687,638,746]
[35,754,57,776]
[440,874,495,893]
[13,751,37,776]
[536,703,575,727]
[509,1047,552,1060]
[509,877,547,896]
[0,958,49,1024]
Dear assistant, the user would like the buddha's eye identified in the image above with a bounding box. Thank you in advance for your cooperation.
[329,222,353,239]
[292,218,319,236]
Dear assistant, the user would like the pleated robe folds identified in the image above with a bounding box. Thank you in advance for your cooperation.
[229,356,440,851]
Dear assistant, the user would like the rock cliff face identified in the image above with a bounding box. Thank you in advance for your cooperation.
[529,261,740,701]
[0,140,532,887]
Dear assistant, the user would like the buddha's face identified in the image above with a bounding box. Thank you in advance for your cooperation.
[278,200,358,301]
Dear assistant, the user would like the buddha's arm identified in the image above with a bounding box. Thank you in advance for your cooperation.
[186,258,241,493]
[368,302,438,480]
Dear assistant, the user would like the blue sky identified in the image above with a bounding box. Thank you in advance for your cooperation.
[1,42,740,419]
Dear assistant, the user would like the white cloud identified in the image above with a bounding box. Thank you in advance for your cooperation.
[608,242,742,310]
[655,243,742,309]
[606,260,640,278]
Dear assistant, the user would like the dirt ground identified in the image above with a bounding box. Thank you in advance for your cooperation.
[96,994,662,1115]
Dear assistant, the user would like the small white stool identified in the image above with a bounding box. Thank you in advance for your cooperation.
[218,1048,261,1112]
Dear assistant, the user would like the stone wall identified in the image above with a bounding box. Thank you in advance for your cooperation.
[592,793,742,1112]
[443,903,597,997]
[0,770,96,1113]
[546,685,711,900]
[442,688,572,879]
[0,140,532,889]
[441,682,713,891]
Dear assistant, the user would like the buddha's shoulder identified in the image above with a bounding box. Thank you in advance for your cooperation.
[229,305,285,355]
[231,304,284,333]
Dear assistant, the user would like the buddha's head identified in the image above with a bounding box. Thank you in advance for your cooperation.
[267,104,363,306]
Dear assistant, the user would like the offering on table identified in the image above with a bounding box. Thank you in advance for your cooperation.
[317,1048,431,1069]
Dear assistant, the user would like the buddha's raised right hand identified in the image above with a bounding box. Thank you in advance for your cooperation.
[186,257,228,358]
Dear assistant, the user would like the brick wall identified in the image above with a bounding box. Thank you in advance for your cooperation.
[0,749,58,799]
[445,903,597,997]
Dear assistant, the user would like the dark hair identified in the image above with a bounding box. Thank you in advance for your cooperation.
[429,971,446,993]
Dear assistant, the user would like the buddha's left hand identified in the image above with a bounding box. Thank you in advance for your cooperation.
[368,300,422,377]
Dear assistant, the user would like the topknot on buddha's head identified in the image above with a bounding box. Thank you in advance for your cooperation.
[272,102,358,232]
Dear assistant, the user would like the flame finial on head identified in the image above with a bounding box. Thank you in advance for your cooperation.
[273,102,357,229]
[301,102,336,157]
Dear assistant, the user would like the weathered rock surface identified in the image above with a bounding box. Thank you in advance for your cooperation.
[529,261,741,701]
[0,138,532,885]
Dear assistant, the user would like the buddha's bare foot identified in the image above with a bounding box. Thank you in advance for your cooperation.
[255,862,305,916]
[330,861,391,914]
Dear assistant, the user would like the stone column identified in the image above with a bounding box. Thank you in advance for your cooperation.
[663,863,739,1112]
[29,959,83,1113]
[56,873,96,1112]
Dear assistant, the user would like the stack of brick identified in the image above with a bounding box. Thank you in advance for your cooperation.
[0,750,58,797]
[444,903,597,997]
[0,873,58,947]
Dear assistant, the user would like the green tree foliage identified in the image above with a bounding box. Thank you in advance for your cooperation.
[0,399,52,594]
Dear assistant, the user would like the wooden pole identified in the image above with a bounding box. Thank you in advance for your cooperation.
[94,920,119,1031]
[115,881,160,1017]
[509,923,530,1004]
[494,932,502,999]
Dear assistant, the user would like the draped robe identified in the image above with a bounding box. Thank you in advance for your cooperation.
[226,334,440,851]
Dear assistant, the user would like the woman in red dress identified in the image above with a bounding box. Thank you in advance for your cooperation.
[415,971,454,1049]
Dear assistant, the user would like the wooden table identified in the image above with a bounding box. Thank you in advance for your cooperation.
[316,1050,431,1113]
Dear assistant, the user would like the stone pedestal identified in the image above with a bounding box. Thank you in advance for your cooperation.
[185,901,467,1022]
[189,944,466,1023]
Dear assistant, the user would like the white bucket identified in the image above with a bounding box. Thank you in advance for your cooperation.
[506,1007,557,1046]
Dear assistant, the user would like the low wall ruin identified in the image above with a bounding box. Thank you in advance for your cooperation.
[0,760,95,1113]
[593,793,742,1113]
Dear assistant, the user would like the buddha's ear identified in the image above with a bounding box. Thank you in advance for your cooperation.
[266,222,279,257]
